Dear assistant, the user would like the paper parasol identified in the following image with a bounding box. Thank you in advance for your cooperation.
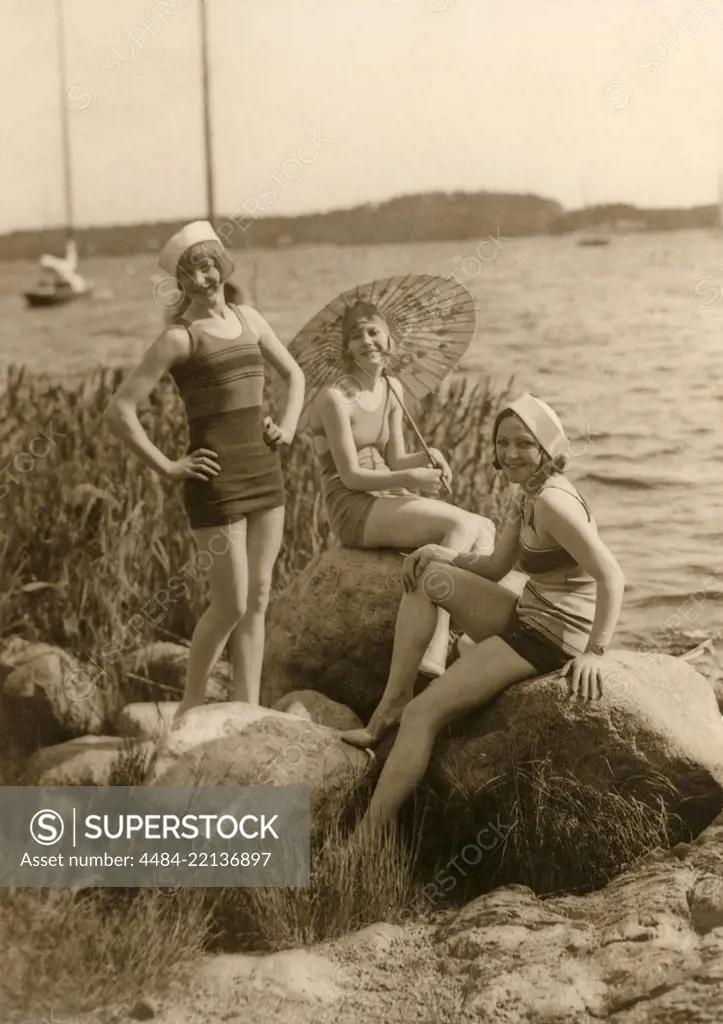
[285,273,478,429]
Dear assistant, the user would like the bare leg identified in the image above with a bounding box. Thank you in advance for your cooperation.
[367,588,438,736]
[173,521,248,723]
[341,561,517,748]
[419,606,452,677]
[226,506,285,705]
[361,497,495,676]
[358,637,536,834]
[420,511,497,674]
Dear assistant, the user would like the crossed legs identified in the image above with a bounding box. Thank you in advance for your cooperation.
[361,497,495,674]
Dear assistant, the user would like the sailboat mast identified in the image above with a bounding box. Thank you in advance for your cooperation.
[199,0,216,223]
[55,0,75,244]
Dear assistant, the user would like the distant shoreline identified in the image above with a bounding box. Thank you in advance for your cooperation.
[0,190,718,261]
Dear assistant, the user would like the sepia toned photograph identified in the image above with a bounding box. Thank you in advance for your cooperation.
[1,0,722,1021]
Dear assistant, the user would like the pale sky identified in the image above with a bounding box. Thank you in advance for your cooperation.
[1,0,722,233]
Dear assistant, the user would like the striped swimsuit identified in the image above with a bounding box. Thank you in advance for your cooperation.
[513,483,597,657]
[169,304,284,529]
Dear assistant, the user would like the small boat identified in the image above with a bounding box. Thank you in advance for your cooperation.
[24,0,93,311]
[24,282,93,309]
[24,245,93,309]
[577,237,610,247]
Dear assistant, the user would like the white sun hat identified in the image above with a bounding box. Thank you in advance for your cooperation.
[494,392,570,460]
[158,220,233,279]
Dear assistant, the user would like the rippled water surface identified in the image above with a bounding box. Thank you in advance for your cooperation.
[2,229,722,644]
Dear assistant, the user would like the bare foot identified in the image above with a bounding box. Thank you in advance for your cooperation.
[170,701,199,730]
[340,703,406,749]
[341,727,381,749]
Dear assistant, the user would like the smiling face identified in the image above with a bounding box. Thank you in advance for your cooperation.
[342,303,392,372]
[177,242,224,299]
[494,412,545,484]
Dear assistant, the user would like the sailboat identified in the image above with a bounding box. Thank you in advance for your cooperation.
[24,0,93,309]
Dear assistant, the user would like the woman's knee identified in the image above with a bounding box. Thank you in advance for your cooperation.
[417,560,456,606]
[246,579,272,615]
[207,593,247,628]
[470,513,495,552]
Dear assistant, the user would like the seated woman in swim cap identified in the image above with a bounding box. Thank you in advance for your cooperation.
[342,393,625,833]
[308,300,496,677]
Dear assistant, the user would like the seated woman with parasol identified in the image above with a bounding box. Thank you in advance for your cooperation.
[342,393,625,834]
[289,275,496,677]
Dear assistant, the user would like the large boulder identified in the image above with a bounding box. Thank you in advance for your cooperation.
[419,648,723,894]
[147,702,372,826]
[0,637,108,752]
[262,548,407,718]
[262,537,500,719]
[22,735,154,786]
[272,690,363,732]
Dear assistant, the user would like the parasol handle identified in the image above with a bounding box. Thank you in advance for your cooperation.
[383,373,452,495]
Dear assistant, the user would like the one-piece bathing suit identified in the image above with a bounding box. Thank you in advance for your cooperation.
[311,377,422,547]
[498,483,597,674]
[169,304,285,529]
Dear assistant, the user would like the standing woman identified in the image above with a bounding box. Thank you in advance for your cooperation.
[104,222,305,721]
[343,393,625,833]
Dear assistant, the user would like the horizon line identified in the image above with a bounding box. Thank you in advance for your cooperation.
[0,185,719,239]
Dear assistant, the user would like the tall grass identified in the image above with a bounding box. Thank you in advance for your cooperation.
[412,752,687,902]
[210,815,418,952]
[0,886,214,1014]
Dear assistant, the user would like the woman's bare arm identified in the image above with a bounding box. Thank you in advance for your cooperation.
[103,326,193,478]
[535,490,625,650]
[242,305,305,438]
[384,378,430,471]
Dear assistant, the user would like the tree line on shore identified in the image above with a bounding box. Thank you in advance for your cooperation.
[0,190,718,261]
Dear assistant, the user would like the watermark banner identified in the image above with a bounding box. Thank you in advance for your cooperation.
[0,786,310,888]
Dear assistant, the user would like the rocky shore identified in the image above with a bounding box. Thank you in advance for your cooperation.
[2,548,723,1023]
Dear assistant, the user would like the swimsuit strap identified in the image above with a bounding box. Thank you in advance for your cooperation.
[527,483,591,531]
[172,314,197,358]
[373,376,393,447]
[228,302,246,334]
[174,303,246,359]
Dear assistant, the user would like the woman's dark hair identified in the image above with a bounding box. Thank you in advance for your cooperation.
[491,409,517,471]
[224,280,243,305]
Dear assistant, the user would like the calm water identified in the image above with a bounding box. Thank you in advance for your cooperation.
[2,229,722,645]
